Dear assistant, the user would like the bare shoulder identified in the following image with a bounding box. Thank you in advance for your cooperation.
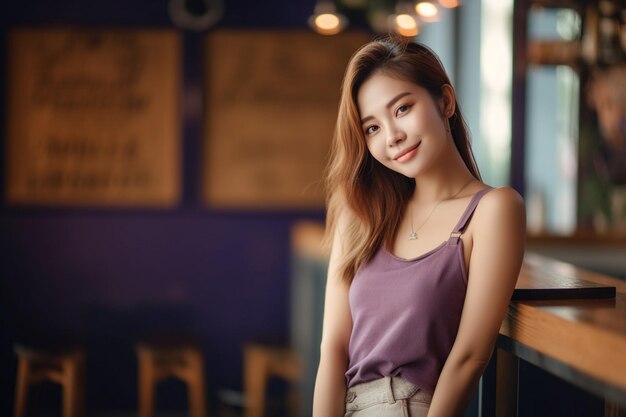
[477,186,524,214]
[472,186,526,235]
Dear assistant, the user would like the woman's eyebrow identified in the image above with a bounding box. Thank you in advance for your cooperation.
[360,92,412,124]
[386,92,412,109]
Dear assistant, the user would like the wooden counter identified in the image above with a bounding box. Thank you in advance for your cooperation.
[482,253,626,417]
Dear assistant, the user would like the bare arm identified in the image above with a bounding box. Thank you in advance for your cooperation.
[312,216,353,417]
[427,187,526,417]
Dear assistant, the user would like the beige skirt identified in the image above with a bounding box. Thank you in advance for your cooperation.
[345,376,432,417]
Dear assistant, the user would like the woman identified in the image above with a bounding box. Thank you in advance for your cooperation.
[312,36,525,417]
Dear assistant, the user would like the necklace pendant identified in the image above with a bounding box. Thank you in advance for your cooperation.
[408,232,418,241]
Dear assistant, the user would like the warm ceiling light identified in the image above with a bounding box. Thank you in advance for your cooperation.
[308,2,347,35]
[394,14,419,37]
[315,13,341,33]
[416,2,438,18]
[438,0,462,8]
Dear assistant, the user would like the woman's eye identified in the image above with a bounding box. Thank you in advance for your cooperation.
[396,104,410,116]
[365,125,379,135]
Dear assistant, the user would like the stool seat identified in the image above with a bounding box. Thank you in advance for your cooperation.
[13,343,86,417]
[243,342,301,417]
[135,338,208,417]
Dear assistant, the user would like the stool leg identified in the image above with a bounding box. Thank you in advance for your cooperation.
[63,357,78,417]
[244,346,268,417]
[14,356,30,417]
[138,352,156,417]
[187,351,207,417]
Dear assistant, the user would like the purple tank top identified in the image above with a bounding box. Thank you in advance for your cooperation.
[345,188,493,395]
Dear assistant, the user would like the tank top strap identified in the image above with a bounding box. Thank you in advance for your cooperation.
[447,187,494,244]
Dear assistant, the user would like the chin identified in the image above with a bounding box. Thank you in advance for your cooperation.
[382,159,427,179]
[390,166,421,179]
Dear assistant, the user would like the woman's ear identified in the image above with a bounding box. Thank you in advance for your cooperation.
[440,84,456,118]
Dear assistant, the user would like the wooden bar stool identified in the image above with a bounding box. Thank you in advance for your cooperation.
[13,343,85,417]
[243,343,301,417]
[135,338,208,417]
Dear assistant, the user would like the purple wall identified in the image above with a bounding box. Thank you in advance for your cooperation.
[0,0,325,413]
[0,211,322,410]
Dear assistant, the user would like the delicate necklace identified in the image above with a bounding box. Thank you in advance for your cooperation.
[408,178,475,240]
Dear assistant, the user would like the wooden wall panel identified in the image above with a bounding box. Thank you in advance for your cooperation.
[203,30,369,209]
[6,28,181,207]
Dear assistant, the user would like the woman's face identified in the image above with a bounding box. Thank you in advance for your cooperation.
[357,72,452,179]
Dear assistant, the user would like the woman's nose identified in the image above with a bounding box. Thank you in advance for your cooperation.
[386,125,406,146]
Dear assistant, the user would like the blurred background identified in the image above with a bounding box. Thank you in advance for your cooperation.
[0,0,625,416]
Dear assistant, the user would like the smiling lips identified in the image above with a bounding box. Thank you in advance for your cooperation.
[394,142,420,162]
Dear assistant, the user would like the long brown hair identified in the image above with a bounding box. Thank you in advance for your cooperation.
[325,35,481,283]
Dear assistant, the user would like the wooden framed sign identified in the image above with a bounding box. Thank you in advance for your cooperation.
[203,30,369,209]
[6,28,181,207]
